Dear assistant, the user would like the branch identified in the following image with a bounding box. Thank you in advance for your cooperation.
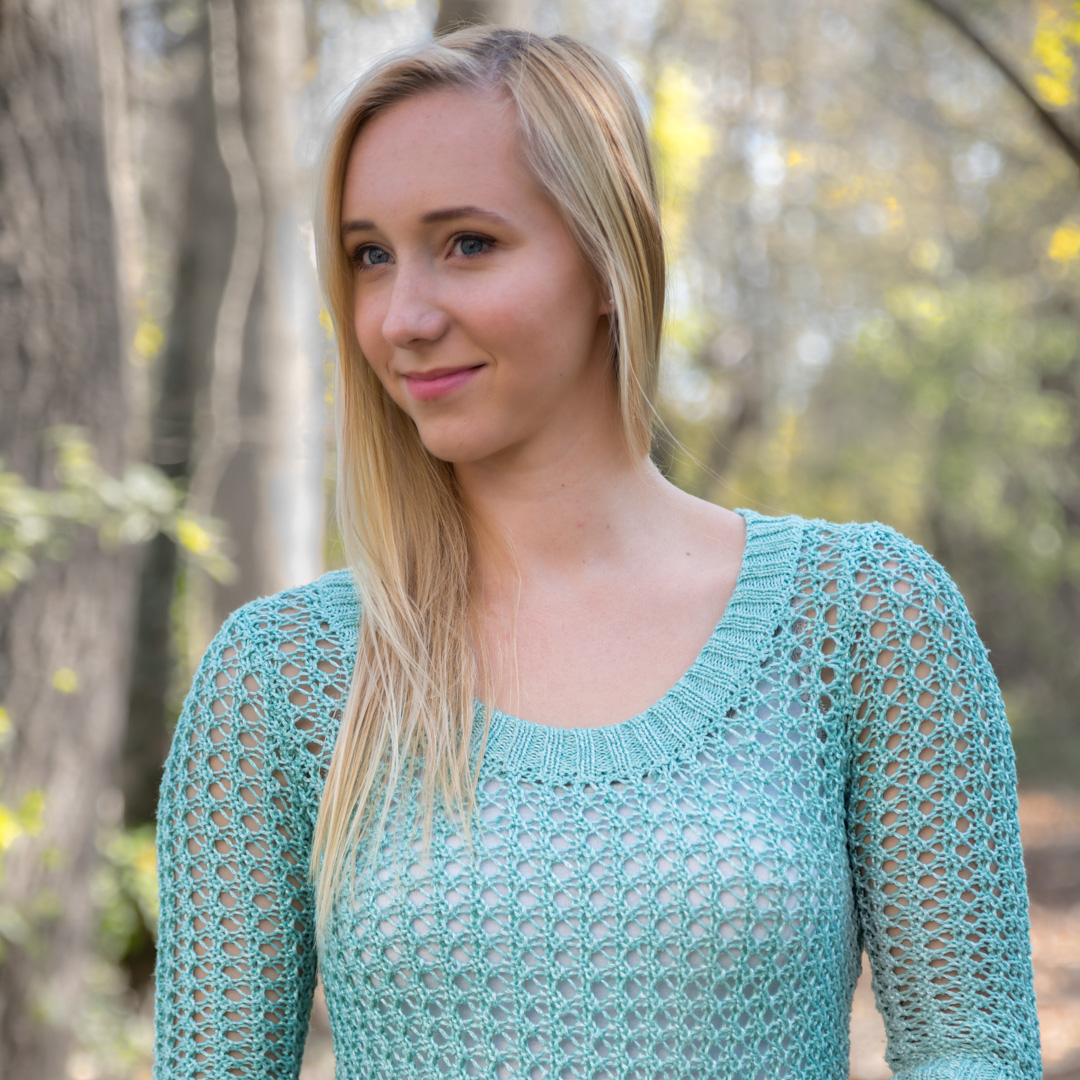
[913,0,1080,174]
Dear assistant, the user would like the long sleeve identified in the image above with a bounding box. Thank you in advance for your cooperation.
[843,523,1041,1079]
[152,608,318,1080]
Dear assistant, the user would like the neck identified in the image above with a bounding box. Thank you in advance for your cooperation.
[454,419,674,596]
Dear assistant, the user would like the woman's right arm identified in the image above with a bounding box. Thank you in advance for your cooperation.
[152,608,319,1080]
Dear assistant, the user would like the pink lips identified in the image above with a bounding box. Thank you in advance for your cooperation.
[402,364,484,401]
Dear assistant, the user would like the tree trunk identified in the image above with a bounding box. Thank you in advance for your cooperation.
[122,9,236,829]
[0,0,137,1075]
[186,0,324,652]
[435,0,532,34]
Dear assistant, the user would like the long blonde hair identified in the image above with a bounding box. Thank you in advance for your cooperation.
[310,26,666,939]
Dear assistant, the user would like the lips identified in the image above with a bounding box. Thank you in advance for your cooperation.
[402,364,485,401]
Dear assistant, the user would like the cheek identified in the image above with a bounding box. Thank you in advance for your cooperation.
[483,257,598,353]
[495,273,601,384]
[353,293,391,369]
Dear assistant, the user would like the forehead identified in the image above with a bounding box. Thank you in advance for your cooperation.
[342,88,536,218]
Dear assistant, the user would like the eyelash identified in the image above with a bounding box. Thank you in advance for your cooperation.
[349,233,495,270]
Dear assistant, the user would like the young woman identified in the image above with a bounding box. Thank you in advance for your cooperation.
[152,27,1041,1080]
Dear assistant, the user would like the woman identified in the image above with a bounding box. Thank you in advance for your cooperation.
[152,27,1041,1080]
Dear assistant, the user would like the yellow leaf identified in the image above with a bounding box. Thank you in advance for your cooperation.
[0,806,23,850]
[0,706,10,739]
[177,517,213,555]
[1035,72,1075,106]
[1048,222,1080,262]
[883,196,906,234]
[652,64,716,250]
[133,318,164,362]
[52,668,78,693]
[1032,1,1080,107]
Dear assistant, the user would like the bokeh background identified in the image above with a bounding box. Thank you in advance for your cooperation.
[1,0,1079,1076]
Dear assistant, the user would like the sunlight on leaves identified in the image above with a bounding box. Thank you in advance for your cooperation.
[1048,222,1080,262]
[0,791,45,854]
[131,318,164,365]
[652,63,716,251]
[0,428,235,592]
[52,668,79,694]
[1032,0,1080,107]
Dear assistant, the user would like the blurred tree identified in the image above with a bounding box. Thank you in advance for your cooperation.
[122,0,327,828]
[915,0,1080,169]
[184,0,324,653]
[0,0,140,1075]
[123,3,234,829]
[435,0,532,36]
[436,0,498,33]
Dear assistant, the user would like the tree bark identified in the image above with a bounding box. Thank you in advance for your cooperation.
[436,0,500,34]
[435,0,531,35]
[122,9,235,829]
[0,0,137,1075]
[186,0,324,652]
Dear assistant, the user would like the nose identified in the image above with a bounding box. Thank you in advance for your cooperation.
[380,261,450,349]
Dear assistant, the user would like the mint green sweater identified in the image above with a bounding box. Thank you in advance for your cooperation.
[152,509,1041,1079]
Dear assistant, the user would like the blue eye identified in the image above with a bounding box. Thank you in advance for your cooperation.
[455,235,491,257]
[353,244,391,268]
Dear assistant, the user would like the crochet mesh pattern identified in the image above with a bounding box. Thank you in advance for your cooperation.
[152,510,1041,1079]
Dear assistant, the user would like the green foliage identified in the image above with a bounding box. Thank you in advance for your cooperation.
[94,825,159,966]
[0,428,230,1071]
[36,824,160,1080]
[0,707,47,959]
[709,273,1080,780]
[725,276,1076,572]
[0,426,233,593]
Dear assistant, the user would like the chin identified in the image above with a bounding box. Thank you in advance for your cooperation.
[412,421,508,466]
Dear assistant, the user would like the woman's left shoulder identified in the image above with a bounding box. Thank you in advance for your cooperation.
[739,507,974,624]
[763,508,965,592]
[774,509,990,659]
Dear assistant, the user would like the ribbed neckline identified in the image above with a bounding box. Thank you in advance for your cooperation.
[315,508,805,784]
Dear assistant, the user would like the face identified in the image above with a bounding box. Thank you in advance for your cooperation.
[340,88,615,467]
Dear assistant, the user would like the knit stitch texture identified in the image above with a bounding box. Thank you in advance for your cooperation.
[152,509,1041,1079]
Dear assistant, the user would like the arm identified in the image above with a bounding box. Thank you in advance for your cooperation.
[152,608,318,1080]
[843,523,1041,1080]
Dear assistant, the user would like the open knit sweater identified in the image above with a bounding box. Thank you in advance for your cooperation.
[152,508,1041,1079]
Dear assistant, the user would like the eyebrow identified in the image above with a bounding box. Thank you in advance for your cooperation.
[340,205,511,237]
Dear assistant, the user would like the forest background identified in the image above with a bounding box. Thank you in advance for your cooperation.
[1,0,1079,1077]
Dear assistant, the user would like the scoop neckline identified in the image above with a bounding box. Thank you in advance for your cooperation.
[471,507,803,782]
[316,507,805,784]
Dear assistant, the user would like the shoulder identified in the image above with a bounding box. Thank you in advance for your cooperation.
[188,569,362,716]
[744,506,961,587]
[209,568,362,656]
[785,513,993,683]
[179,571,361,772]
[741,507,980,638]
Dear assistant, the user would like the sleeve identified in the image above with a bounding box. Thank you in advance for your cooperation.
[842,523,1041,1080]
[152,608,319,1080]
